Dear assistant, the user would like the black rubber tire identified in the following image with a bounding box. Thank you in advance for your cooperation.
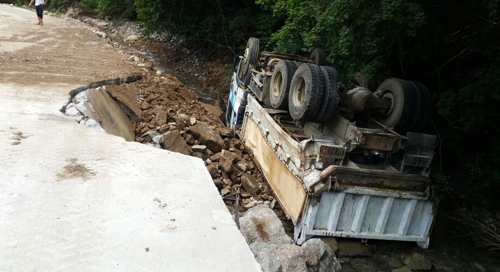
[412,81,432,129]
[288,63,324,121]
[270,60,297,109]
[375,78,417,132]
[242,37,260,75]
[314,66,341,123]
[407,81,422,132]
[310,48,328,66]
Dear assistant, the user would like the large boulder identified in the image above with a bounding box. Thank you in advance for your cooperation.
[250,242,308,272]
[249,239,341,272]
[249,242,282,272]
[188,122,224,152]
[239,205,292,245]
[240,173,261,196]
[301,239,342,272]
[161,130,191,155]
[240,206,341,272]
[155,109,168,126]
[403,252,432,271]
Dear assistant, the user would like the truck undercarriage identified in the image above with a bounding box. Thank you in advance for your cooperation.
[226,38,438,248]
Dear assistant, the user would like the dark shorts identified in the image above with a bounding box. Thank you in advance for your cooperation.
[35,5,44,18]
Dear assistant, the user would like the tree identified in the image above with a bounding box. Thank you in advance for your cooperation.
[256,0,426,84]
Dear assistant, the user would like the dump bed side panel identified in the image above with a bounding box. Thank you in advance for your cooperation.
[242,95,306,179]
[243,118,307,223]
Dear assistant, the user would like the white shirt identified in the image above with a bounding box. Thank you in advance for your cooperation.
[35,0,44,6]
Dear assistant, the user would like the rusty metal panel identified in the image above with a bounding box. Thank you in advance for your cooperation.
[243,118,307,223]
[312,115,405,153]
[319,144,346,165]
[362,133,400,151]
[331,166,431,198]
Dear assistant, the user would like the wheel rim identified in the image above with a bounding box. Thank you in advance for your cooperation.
[272,72,283,98]
[382,91,395,117]
[292,77,306,107]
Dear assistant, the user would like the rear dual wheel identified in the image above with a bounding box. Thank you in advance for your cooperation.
[269,48,341,122]
[410,81,432,130]
[288,63,325,121]
[270,60,297,110]
[310,48,328,66]
[314,66,340,123]
[375,78,431,132]
[266,47,342,122]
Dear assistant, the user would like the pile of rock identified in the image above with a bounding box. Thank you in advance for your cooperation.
[132,73,284,217]
[138,111,279,214]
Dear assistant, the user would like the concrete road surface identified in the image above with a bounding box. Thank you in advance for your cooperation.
[0,4,260,271]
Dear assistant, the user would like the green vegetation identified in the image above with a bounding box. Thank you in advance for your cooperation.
[29,0,500,226]
[257,0,426,82]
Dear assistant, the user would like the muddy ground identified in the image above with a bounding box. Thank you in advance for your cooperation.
[63,14,500,272]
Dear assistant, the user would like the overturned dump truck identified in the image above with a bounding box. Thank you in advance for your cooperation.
[226,38,438,248]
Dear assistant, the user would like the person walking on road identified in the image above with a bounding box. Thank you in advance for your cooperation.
[29,0,48,26]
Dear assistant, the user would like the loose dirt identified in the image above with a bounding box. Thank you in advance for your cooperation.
[0,7,137,87]
[56,158,96,181]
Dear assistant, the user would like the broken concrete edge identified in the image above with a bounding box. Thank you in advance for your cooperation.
[60,74,143,113]
[106,84,142,122]
[61,87,135,141]
[59,75,145,141]
[87,88,135,141]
